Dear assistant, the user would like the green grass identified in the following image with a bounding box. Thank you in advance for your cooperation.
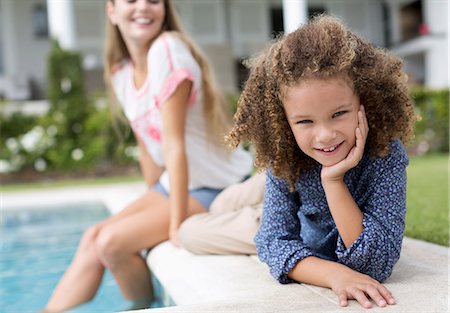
[405,154,449,246]
[1,174,143,192]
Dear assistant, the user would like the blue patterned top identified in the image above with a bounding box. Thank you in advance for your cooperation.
[255,140,408,283]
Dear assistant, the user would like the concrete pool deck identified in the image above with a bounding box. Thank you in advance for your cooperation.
[3,181,449,312]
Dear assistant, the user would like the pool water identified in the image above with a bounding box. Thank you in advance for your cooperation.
[0,202,165,313]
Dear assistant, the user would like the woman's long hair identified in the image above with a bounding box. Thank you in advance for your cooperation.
[104,0,230,144]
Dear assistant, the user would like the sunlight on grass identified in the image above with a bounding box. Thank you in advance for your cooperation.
[1,175,143,192]
[406,154,449,246]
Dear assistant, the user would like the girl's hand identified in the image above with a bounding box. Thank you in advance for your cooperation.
[329,266,396,309]
[321,105,369,182]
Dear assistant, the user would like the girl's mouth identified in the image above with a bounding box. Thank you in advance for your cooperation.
[315,142,343,155]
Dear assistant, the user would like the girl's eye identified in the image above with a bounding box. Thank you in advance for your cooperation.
[332,111,347,118]
[296,119,313,125]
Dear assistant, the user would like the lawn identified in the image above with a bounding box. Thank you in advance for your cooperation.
[0,174,143,192]
[405,153,449,246]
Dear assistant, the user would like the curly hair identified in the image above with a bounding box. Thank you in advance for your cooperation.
[227,15,416,189]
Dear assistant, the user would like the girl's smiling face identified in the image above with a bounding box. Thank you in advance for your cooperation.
[107,0,165,48]
[283,77,360,167]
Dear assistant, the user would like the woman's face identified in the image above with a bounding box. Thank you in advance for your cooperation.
[283,77,360,167]
[107,0,165,48]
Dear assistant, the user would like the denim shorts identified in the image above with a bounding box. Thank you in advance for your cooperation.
[152,182,223,210]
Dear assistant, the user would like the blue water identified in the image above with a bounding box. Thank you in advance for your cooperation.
[0,202,165,313]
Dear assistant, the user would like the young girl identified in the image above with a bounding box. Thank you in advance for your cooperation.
[45,0,252,311]
[227,15,415,309]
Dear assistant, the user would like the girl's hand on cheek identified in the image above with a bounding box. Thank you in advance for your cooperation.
[321,106,369,182]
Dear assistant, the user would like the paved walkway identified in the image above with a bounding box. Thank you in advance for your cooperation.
[3,182,449,312]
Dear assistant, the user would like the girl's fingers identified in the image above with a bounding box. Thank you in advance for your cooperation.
[338,292,348,307]
[359,105,369,137]
[351,289,373,309]
[354,128,364,161]
[355,127,362,147]
[365,285,387,307]
[377,285,396,305]
[358,111,365,135]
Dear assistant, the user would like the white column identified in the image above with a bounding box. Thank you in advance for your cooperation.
[47,0,76,49]
[387,0,401,45]
[425,40,449,88]
[1,0,17,76]
[282,0,308,34]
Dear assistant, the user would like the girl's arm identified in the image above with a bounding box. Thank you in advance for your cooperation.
[137,137,164,187]
[321,181,363,248]
[258,170,398,308]
[160,79,192,246]
[288,256,396,309]
[255,170,316,283]
[321,108,407,282]
[333,142,408,282]
[321,106,368,247]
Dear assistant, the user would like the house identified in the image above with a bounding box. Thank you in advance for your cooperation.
[0,0,447,101]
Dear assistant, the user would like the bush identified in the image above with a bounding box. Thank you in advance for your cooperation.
[411,87,449,154]
[0,41,137,176]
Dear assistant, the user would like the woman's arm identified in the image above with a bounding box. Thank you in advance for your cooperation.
[137,137,164,187]
[160,79,192,245]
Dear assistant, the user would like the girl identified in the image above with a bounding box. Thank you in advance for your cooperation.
[45,0,252,311]
[227,15,415,309]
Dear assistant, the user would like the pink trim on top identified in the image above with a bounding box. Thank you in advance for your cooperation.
[154,69,195,109]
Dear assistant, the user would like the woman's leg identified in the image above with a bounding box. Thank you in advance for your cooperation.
[179,173,266,255]
[45,187,205,312]
[45,223,106,312]
[94,190,206,301]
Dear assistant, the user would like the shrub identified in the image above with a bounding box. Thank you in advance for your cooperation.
[411,87,449,154]
[0,41,137,176]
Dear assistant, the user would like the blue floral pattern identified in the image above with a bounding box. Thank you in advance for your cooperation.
[255,140,408,283]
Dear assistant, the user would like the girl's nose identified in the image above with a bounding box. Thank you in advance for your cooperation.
[315,124,337,143]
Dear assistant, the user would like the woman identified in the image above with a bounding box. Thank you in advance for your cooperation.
[44,0,252,311]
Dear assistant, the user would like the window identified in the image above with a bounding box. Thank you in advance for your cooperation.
[32,4,48,38]
[400,0,423,41]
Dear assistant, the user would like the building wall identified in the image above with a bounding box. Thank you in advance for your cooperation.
[0,0,448,100]
[0,0,50,99]
[389,0,449,88]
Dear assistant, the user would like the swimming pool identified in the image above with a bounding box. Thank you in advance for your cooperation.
[0,202,165,312]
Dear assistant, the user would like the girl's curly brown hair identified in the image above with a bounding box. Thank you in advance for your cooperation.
[227,15,416,189]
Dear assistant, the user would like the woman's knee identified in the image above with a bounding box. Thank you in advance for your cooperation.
[77,224,103,253]
[94,227,126,267]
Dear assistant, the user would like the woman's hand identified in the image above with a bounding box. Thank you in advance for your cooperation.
[321,105,369,182]
[329,266,396,309]
[169,223,181,247]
